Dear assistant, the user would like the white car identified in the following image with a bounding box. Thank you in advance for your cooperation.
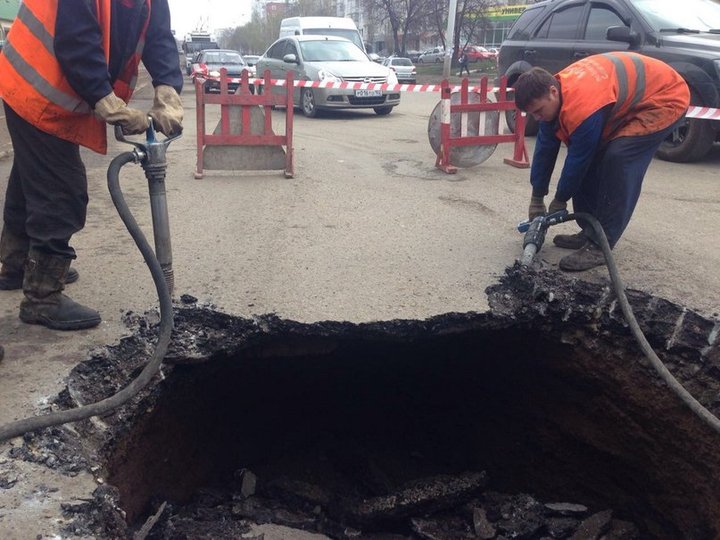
[417,47,445,63]
[256,35,401,117]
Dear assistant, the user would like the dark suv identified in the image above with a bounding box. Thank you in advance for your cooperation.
[498,0,720,162]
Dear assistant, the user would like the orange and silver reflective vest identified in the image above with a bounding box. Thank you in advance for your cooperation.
[555,52,690,144]
[0,0,151,154]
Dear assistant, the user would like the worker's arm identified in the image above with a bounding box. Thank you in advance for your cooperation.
[55,0,113,108]
[142,0,183,94]
[529,120,561,198]
[553,109,606,202]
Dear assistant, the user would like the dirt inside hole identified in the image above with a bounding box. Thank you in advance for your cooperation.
[47,267,720,539]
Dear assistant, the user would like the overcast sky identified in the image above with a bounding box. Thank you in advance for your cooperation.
[167,0,253,37]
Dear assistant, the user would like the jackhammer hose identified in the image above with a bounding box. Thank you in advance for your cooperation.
[0,151,173,443]
[566,212,720,436]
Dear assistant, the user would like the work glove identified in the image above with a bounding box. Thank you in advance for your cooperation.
[528,196,546,220]
[148,85,183,136]
[548,198,567,214]
[94,92,149,135]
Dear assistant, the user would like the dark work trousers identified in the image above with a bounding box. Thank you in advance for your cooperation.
[572,118,683,249]
[3,102,88,259]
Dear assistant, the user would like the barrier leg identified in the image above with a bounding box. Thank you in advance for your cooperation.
[503,107,530,169]
[194,79,205,179]
[285,71,295,178]
[435,82,457,174]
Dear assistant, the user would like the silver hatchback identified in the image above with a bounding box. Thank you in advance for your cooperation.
[256,35,401,117]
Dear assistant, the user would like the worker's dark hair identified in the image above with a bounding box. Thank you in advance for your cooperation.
[513,67,559,111]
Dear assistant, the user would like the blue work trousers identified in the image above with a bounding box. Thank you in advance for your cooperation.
[2,102,87,259]
[572,119,682,248]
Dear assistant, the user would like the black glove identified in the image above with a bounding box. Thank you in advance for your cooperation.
[528,196,546,220]
[548,198,567,214]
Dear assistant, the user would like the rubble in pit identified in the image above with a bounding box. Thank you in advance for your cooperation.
[5,265,719,540]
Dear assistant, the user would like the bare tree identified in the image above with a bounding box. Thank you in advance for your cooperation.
[363,0,431,54]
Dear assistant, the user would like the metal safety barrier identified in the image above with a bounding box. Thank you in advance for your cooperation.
[194,69,294,179]
[434,76,529,174]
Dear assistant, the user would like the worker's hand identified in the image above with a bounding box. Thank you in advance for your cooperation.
[94,92,149,135]
[528,196,546,220]
[148,85,183,136]
[548,198,567,214]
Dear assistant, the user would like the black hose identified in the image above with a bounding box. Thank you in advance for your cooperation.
[568,212,720,436]
[0,151,174,443]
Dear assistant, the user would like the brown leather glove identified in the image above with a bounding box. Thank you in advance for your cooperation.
[149,85,183,136]
[528,196,546,220]
[548,198,567,214]
[94,92,149,134]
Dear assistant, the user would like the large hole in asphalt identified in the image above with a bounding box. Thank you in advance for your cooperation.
[57,268,720,539]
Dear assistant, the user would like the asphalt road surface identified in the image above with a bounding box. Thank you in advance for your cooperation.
[0,70,719,538]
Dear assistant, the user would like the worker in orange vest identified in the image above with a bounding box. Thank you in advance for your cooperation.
[0,0,183,330]
[514,52,689,271]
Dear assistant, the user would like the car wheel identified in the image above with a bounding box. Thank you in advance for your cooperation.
[505,108,538,137]
[435,57,441,63]
[418,58,424,64]
[656,89,715,163]
[502,61,539,137]
[374,106,393,116]
[301,88,318,118]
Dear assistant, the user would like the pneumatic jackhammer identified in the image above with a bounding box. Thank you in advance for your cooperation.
[0,120,180,443]
[515,209,720,436]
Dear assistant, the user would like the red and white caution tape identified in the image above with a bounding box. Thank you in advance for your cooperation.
[686,105,720,120]
[204,77,720,120]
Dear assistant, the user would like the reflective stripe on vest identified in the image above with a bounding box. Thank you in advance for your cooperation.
[603,52,647,136]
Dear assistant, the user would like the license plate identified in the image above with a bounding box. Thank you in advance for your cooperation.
[355,89,382,97]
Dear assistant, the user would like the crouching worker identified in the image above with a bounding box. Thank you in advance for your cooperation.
[0,0,183,330]
[514,52,689,271]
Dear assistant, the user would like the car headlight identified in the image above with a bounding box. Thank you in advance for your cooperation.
[208,70,221,78]
[387,70,398,86]
[317,70,341,83]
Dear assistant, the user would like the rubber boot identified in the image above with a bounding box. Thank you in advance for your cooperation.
[553,230,587,250]
[19,250,100,331]
[0,227,78,290]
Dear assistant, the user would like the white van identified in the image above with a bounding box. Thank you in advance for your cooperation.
[279,17,365,53]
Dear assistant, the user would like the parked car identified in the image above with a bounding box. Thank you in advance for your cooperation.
[242,54,260,76]
[462,45,494,62]
[191,49,253,93]
[406,50,422,63]
[185,52,200,75]
[256,35,400,117]
[417,47,445,63]
[243,54,261,67]
[382,56,417,84]
[498,0,720,162]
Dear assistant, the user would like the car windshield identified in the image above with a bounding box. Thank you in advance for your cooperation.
[392,58,412,66]
[300,40,369,62]
[632,0,720,32]
[203,52,245,65]
[302,28,364,50]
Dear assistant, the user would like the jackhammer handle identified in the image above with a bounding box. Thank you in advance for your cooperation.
[113,118,182,148]
[517,209,570,233]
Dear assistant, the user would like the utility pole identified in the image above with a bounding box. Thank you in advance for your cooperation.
[442,0,459,78]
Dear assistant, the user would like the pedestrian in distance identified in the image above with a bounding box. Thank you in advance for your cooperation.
[0,0,184,331]
[513,52,689,271]
[458,50,470,77]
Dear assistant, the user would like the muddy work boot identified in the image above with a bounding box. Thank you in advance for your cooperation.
[559,241,607,272]
[19,251,100,331]
[0,228,78,290]
[552,230,587,250]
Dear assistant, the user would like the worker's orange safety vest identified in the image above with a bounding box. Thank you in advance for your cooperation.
[0,0,151,154]
[555,52,690,144]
